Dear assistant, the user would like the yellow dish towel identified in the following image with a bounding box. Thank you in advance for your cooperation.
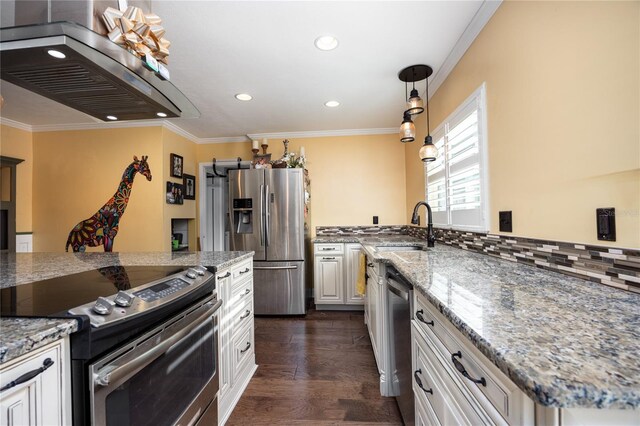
[356,252,366,296]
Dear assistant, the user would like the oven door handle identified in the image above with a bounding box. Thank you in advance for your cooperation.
[94,298,222,388]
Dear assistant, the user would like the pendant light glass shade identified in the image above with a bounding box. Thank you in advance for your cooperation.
[406,88,424,115]
[419,135,438,162]
[400,112,416,143]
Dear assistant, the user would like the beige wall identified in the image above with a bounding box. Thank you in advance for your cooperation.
[163,127,198,251]
[405,1,640,247]
[198,134,407,236]
[0,124,33,232]
[32,127,164,252]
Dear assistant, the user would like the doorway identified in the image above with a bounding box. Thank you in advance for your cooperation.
[0,156,24,253]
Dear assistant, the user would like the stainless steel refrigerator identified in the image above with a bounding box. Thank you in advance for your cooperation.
[229,168,306,315]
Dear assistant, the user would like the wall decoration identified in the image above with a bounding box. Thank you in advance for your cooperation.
[65,155,152,252]
[183,174,195,200]
[166,181,184,205]
[170,153,183,178]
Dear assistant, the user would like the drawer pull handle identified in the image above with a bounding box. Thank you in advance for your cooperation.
[240,310,251,320]
[239,268,250,274]
[321,247,336,251]
[451,351,486,387]
[322,257,336,260]
[240,342,252,354]
[0,358,54,392]
[241,288,251,297]
[413,369,433,395]
[367,263,374,267]
[217,272,231,279]
[416,310,434,326]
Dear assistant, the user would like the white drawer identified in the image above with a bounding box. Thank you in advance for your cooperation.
[229,278,253,307]
[413,322,489,426]
[231,319,254,384]
[231,260,252,283]
[314,243,344,254]
[0,341,66,426]
[414,292,524,425]
[231,296,254,336]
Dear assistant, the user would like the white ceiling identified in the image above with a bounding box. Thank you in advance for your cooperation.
[0,1,498,140]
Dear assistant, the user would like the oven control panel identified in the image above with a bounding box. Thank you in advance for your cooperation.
[134,278,191,302]
[68,266,214,328]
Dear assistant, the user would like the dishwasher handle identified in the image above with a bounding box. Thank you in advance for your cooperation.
[386,268,412,300]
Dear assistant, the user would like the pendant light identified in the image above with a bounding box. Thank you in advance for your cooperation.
[406,87,424,115]
[399,112,416,143]
[419,67,438,162]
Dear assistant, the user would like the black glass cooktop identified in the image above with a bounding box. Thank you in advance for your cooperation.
[0,265,187,318]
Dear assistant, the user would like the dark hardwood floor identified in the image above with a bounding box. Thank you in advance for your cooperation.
[226,309,403,425]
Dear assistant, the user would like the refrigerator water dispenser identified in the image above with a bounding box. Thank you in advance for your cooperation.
[233,198,253,234]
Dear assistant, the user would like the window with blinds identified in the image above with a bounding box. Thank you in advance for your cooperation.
[425,84,489,231]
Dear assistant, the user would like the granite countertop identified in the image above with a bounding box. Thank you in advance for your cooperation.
[0,318,78,364]
[0,251,254,364]
[372,244,639,409]
[0,251,254,288]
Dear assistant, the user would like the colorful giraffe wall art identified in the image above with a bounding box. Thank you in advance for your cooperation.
[65,155,152,252]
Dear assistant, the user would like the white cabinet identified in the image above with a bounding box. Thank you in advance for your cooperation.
[0,339,71,426]
[344,243,365,304]
[314,255,344,303]
[364,257,395,396]
[217,258,257,426]
[411,289,639,426]
[314,243,364,308]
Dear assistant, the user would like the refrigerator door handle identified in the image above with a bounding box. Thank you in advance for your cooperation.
[259,184,265,246]
[265,184,270,247]
[254,265,298,270]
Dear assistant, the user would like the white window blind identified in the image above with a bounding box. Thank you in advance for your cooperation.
[426,84,489,232]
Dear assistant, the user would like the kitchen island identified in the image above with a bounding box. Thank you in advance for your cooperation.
[0,251,255,426]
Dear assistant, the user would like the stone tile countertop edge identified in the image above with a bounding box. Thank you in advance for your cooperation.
[364,243,639,410]
[0,251,255,288]
[0,318,78,365]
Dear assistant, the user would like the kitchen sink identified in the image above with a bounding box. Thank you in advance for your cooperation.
[374,245,424,252]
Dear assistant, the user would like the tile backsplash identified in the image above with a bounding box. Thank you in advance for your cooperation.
[407,226,640,293]
[315,225,640,293]
[315,225,406,236]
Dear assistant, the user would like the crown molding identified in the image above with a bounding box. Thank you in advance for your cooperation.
[247,127,397,140]
[161,120,200,144]
[198,136,251,144]
[1,117,398,143]
[429,0,502,98]
[0,117,33,132]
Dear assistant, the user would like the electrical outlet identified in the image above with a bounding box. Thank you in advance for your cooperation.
[596,208,616,241]
[373,216,379,225]
[499,211,512,232]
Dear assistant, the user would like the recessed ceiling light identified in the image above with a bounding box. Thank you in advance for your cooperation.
[106,115,118,121]
[47,49,66,59]
[324,101,340,108]
[314,35,339,51]
[235,93,253,101]
[156,112,168,117]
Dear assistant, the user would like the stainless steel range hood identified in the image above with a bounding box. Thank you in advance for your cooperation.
[0,2,199,121]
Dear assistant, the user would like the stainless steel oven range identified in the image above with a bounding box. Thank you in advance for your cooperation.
[1,264,221,426]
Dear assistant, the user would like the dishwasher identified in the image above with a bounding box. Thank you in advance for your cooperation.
[386,267,415,425]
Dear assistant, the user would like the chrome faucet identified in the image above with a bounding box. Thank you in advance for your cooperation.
[411,201,436,247]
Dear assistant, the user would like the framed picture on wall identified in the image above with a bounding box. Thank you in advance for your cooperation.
[170,153,183,178]
[166,181,184,205]
[183,174,195,200]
